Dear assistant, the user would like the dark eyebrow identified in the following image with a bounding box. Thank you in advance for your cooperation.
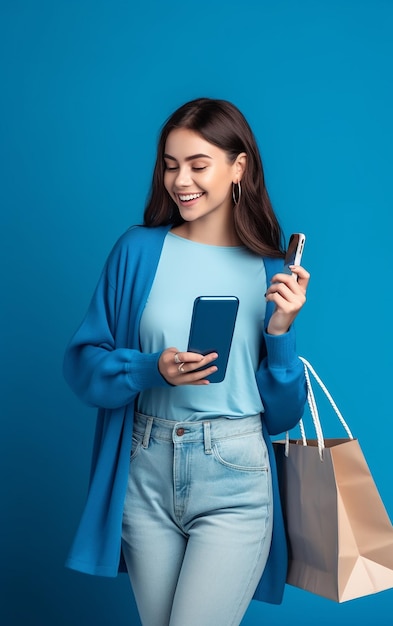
[163,153,212,162]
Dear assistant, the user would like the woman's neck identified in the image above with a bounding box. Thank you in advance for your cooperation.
[171,214,241,247]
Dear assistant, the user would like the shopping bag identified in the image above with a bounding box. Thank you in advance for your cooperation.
[273,357,393,602]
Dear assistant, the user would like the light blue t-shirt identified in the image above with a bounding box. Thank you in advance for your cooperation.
[137,232,267,420]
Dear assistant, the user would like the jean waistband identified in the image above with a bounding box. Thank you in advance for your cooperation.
[134,412,262,450]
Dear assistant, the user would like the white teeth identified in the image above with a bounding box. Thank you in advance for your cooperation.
[178,193,203,201]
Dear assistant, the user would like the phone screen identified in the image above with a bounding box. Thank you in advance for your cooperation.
[283,233,306,276]
[187,296,239,383]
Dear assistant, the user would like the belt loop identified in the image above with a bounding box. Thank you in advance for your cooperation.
[203,421,212,455]
[142,417,153,449]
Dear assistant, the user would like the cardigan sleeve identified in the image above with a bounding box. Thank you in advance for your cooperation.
[256,325,307,435]
[63,262,169,410]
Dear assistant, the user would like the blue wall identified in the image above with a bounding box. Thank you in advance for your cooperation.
[1,1,392,624]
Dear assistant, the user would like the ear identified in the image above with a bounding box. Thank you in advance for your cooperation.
[233,152,247,182]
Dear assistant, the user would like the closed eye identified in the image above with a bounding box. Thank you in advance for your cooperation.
[165,165,206,172]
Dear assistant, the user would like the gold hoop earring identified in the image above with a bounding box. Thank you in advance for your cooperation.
[232,181,241,205]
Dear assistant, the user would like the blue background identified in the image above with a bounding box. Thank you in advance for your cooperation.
[1,1,392,624]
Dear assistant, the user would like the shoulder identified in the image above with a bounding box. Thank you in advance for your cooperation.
[113,224,171,251]
[263,256,284,282]
[107,225,171,261]
[104,225,171,286]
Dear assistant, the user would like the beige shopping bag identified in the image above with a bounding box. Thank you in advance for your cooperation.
[274,358,393,602]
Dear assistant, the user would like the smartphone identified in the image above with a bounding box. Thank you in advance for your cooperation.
[283,233,306,279]
[187,296,239,383]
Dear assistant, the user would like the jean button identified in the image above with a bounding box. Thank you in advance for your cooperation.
[176,427,185,436]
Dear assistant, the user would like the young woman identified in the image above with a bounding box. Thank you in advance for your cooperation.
[63,98,310,626]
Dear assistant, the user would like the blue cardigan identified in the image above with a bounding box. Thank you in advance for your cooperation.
[63,224,307,605]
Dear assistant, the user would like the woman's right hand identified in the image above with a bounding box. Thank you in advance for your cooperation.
[158,347,218,386]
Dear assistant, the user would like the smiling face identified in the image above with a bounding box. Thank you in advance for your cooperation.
[164,128,244,229]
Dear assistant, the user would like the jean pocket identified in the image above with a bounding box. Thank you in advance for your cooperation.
[130,431,143,461]
[212,432,268,472]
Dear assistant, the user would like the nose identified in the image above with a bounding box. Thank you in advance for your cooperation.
[174,166,192,187]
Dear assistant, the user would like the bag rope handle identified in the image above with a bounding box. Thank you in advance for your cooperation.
[285,357,354,461]
[284,364,324,457]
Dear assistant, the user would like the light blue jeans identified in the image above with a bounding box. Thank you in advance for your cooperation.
[122,412,273,626]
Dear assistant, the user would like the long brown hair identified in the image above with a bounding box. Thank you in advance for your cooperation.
[143,98,285,257]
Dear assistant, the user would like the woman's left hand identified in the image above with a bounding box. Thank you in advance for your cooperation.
[265,265,310,335]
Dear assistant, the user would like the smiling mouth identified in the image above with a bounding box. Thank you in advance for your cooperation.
[178,192,204,202]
